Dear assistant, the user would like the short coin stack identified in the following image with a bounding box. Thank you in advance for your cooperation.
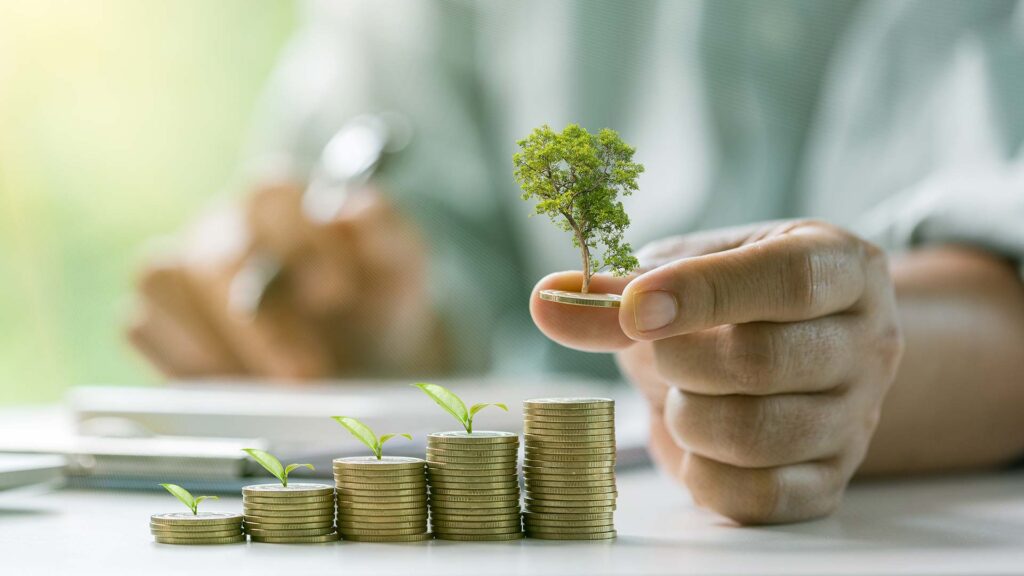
[242,483,339,543]
[150,512,244,545]
[334,456,431,542]
[522,398,617,540]
[426,431,523,541]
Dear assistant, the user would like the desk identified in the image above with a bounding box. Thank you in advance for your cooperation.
[2,468,1022,575]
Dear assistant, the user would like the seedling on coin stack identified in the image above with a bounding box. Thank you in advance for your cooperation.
[150,483,244,545]
[240,448,339,544]
[513,123,643,308]
[331,416,431,542]
[414,383,523,541]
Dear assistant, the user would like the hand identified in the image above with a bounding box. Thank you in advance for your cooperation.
[530,220,905,524]
[126,182,444,379]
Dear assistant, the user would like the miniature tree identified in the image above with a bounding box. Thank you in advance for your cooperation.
[513,124,643,293]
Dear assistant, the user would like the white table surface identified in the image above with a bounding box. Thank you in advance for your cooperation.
[2,467,1022,576]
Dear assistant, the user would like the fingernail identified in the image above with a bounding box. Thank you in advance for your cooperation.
[634,291,677,332]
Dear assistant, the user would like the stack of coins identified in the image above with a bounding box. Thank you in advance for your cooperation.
[150,512,244,545]
[426,431,523,541]
[334,456,431,542]
[522,398,617,540]
[242,483,339,543]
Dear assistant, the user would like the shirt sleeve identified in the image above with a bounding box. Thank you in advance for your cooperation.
[857,158,1024,279]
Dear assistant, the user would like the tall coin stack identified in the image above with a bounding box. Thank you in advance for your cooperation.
[242,483,339,543]
[426,431,523,541]
[334,456,432,542]
[522,398,617,540]
[150,512,244,545]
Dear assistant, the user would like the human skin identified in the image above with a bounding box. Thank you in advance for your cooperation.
[530,220,1024,525]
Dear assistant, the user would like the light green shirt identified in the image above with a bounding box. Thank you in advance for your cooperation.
[247,0,1024,376]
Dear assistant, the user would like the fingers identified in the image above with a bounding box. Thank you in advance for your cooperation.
[126,261,245,377]
[620,222,869,340]
[530,271,634,352]
[680,452,849,525]
[663,387,849,468]
[652,316,860,395]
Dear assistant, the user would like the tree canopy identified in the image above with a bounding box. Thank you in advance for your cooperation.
[513,124,643,293]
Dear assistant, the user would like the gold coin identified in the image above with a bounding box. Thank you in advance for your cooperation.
[526,478,615,487]
[522,511,614,522]
[337,487,425,497]
[523,413,615,422]
[337,500,428,511]
[244,521,334,531]
[428,501,520,511]
[337,519,426,530]
[431,518,521,529]
[428,430,518,443]
[526,494,616,503]
[429,493,520,503]
[523,518,614,528]
[434,532,524,541]
[429,513,523,523]
[524,495,616,506]
[337,494,426,503]
[341,532,432,543]
[426,461,515,471]
[524,420,615,431]
[338,514,427,524]
[537,289,621,308]
[242,514,335,525]
[427,468,518,478]
[244,495,335,505]
[333,479,425,487]
[242,484,334,498]
[247,526,337,538]
[150,512,243,526]
[524,409,615,419]
[332,466,426,476]
[428,477,520,485]
[523,451,615,462]
[525,530,616,540]
[154,535,247,545]
[523,468,615,478]
[525,486,617,496]
[432,526,522,536]
[426,455,518,465]
[524,504,616,515]
[250,533,340,544]
[430,483,520,494]
[524,437,616,447]
[242,507,334,517]
[150,527,242,538]
[334,456,425,469]
[524,430,616,440]
[524,397,613,409]
[523,458,614,468]
[426,445,519,455]
[148,522,242,533]
[339,526,430,536]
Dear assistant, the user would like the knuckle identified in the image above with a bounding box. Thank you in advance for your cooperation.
[716,398,774,466]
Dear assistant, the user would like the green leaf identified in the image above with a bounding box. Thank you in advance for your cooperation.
[242,448,286,485]
[332,416,380,458]
[469,402,508,417]
[284,463,315,479]
[412,383,469,431]
[379,433,413,448]
[160,483,196,514]
[193,495,219,512]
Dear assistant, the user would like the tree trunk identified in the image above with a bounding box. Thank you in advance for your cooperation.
[564,211,591,293]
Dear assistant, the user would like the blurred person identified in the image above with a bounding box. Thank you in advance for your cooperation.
[127,0,1024,524]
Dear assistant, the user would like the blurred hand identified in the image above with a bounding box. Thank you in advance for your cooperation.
[531,220,904,524]
[127,182,444,379]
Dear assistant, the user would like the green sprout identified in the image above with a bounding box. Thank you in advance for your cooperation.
[513,123,643,293]
[412,382,507,434]
[332,416,412,460]
[160,483,218,516]
[241,448,314,487]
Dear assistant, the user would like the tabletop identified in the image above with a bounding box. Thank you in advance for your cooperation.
[2,466,1022,575]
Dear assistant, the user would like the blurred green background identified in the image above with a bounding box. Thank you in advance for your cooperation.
[0,1,297,404]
